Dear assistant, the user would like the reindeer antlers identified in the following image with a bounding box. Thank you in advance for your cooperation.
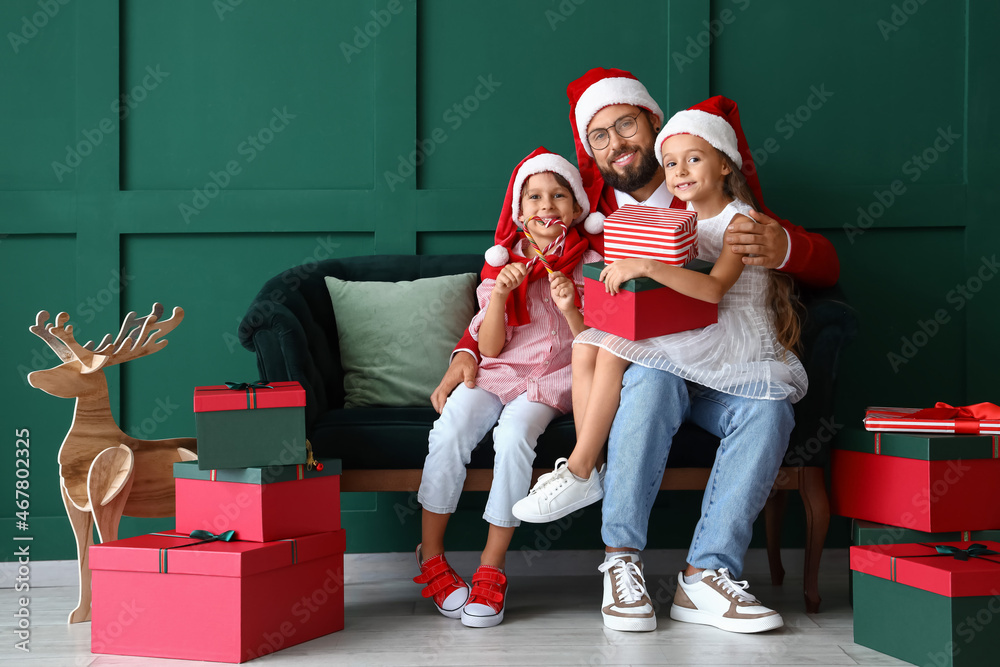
[29,304,185,373]
[30,310,79,364]
[98,303,184,369]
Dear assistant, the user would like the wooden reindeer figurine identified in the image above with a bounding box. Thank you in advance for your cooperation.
[27,303,197,624]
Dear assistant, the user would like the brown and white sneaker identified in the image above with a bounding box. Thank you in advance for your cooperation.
[670,568,783,633]
[597,553,656,632]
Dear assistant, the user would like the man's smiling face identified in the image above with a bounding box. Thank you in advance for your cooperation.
[588,104,661,195]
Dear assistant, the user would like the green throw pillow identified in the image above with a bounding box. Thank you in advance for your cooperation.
[325,273,478,408]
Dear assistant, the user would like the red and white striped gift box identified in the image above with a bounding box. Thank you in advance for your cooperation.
[863,406,1000,435]
[603,204,698,265]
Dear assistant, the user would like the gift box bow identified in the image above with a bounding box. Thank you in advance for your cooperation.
[929,543,1000,561]
[225,379,273,409]
[149,530,298,573]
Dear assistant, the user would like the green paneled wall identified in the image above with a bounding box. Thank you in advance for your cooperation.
[2,0,996,562]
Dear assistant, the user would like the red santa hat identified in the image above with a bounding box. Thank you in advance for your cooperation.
[566,67,665,234]
[481,147,592,327]
[484,147,590,268]
[654,96,767,209]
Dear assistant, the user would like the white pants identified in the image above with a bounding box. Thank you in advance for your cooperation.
[418,384,560,527]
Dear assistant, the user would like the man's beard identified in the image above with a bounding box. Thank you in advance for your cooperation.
[598,144,660,194]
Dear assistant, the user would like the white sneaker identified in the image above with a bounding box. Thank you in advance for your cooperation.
[597,553,656,632]
[511,458,603,523]
[670,568,784,633]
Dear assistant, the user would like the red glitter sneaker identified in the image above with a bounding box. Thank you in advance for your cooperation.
[413,544,469,619]
[460,565,508,628]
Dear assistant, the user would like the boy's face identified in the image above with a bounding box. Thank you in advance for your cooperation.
[518,172,581,249]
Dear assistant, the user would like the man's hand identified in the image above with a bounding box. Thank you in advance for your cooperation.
[724,209,788,269]
[430,351,477,414]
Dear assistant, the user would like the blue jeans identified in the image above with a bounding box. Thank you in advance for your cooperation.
[602,365,794,577]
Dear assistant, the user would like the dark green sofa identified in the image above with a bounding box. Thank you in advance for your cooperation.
[238,253,857,611]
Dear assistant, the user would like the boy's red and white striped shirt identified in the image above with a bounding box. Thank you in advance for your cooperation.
[469,247,602,413]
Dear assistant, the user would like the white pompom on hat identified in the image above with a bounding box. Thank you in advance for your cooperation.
[485,147,591,267]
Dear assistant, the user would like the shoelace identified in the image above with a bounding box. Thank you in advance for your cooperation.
[529,458,571,498]
[711,568,758,604]
[598,558,646,604]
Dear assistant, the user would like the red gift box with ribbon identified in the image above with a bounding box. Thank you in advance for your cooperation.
[832,429,1000,532]
[90,529,345,663]
[850,541,1000,666]
[193,381,307,470]
[864,402,1000,435]
[173,459,341,542]
[602,204,699,264]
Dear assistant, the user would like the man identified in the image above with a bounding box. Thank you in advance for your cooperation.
[432,68,839,634]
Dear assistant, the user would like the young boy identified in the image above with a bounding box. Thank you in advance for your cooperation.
[414,147,602,628]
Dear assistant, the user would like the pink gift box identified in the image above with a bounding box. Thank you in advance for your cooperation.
[90,529,346,663]
[174,460,341,542]
[602,204,698,264]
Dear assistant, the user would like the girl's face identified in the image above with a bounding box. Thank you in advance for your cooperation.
[519,172,581,248]
[660,133,731,203]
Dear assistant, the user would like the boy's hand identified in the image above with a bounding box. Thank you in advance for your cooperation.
[548,271,576,312]
[493,262,528,297]
[599,258,648,295]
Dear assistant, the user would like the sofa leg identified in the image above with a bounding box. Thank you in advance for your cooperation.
[764,489,787,586]
[799,467,829,614]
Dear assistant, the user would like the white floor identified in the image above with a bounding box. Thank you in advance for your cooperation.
[1,548,908,667]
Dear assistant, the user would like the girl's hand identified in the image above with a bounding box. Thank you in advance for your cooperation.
[493,262,528,297]
[548,271,577,312]
[599,258,649,295]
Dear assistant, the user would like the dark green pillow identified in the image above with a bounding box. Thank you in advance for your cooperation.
[325,273,478,408]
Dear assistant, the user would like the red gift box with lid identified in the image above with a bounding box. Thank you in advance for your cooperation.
[90,529,345,663]
[174,459,341,542]
[850,541,1000,667]
[583,260,717,341]
[832,429,1000,532]
[193,381,307,470]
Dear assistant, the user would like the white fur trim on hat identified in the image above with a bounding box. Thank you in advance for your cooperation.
[575,77,664,158]
[511,153,590,225]
[583,211,605,235]
[484,244,509,268]
[655,109,742,168]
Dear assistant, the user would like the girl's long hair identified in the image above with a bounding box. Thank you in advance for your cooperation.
[720,154,803,356]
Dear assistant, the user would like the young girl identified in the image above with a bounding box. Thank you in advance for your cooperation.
[512,100,807,523]
[414,147,603,628]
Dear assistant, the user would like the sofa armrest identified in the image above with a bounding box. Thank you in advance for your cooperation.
[239,288,341,430]
[785,290,859,467]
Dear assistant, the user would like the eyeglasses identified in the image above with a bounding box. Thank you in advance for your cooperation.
[587,112,642,151]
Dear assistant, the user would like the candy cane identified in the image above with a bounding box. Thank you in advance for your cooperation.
[522,216,567,274]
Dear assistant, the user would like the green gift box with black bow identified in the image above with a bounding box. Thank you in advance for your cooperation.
[851,541,1000,667]
[193,381,306,470]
